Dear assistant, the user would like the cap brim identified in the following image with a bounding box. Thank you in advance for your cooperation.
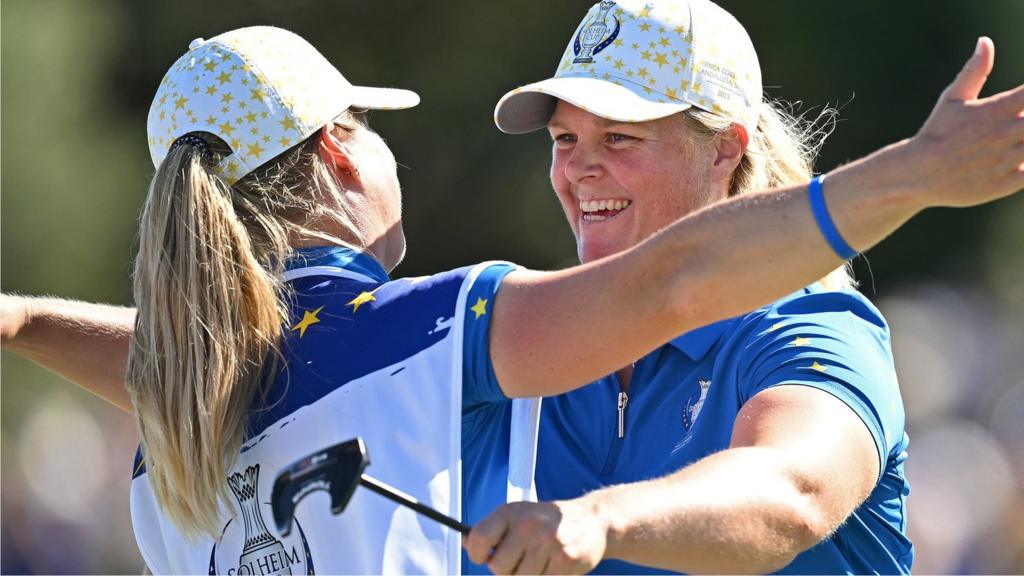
[495,76,692,134]
[349,86,420,111]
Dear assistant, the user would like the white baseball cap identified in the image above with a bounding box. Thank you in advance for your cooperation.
[147,26,420,184]
[494,0,762,135]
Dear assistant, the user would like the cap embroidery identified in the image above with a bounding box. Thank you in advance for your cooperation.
[573,1,621,64]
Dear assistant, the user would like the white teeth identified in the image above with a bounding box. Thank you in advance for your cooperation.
[579,199,631,213]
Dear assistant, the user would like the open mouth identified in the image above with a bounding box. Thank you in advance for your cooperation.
[580,198,632,223]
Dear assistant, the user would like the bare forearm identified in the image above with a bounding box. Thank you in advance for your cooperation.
[653,36,1023,334]
[495,138,989,398]
[590,447,826,574]
[2,295,135,411]
[657,139,920,330]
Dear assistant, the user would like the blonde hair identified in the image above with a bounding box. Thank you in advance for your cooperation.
[685,101,855,290]
[126,112,366,538]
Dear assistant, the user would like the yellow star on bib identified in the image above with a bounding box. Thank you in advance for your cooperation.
[348,290,378,313]
[291,305,324,338]
[808,361,827,373]
[470,297,488,319]
[791,337,811,347]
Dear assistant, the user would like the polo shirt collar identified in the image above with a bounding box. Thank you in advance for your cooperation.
[668,318,733,361]
[285,245,391,283]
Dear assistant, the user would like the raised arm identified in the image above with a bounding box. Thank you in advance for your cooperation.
[491,37,1023,398]
[4,41,1021,409]
[1,294,135,411]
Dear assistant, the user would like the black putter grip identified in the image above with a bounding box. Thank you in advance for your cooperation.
[359,474,471,535]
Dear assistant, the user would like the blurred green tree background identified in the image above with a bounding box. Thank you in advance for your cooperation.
[2,1,1022,573]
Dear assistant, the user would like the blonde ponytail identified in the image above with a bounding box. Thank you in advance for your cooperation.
[127,112,367,538]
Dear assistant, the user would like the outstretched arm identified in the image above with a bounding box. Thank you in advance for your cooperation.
[491,37,1023,398]
[1,294,135,411]
[4,41,1021,410]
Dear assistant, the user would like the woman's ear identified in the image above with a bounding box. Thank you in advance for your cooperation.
[318,124,359,178]
[711,124,748,181]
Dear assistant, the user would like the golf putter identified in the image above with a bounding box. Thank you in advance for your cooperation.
[271,437,471,537]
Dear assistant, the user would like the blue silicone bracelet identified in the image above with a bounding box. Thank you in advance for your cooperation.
[808,175,858,260]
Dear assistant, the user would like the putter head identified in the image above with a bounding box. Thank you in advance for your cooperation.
[271,437,371,537]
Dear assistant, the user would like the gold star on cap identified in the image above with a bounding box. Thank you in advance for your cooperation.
[147,27,419,186]
[246,142,265,157]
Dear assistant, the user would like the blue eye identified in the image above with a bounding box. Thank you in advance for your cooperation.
[552,133,577,145]
[608,133,635,143]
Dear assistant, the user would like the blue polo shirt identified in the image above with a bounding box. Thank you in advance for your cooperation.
[534,285,913,574]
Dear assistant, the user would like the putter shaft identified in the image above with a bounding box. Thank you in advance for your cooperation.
[360,474,471,535]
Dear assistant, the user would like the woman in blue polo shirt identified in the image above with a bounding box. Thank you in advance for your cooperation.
[465,0,1022,574]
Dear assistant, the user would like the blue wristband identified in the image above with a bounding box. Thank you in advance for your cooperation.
[808,175,857,260]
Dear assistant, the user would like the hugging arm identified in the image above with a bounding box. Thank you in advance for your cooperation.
[4,40,1023,414]
[490,37,1023,399]
[1,294,135,411]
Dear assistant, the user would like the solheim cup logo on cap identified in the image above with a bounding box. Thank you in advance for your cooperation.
[209,464,315,575]
[573,1,621,64]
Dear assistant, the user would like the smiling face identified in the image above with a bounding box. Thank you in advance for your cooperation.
[548,101,730,264]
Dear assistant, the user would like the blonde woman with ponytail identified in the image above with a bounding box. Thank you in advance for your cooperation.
[2,2,1022,574]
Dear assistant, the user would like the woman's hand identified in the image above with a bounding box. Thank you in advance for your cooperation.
[906,37,1024,208]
